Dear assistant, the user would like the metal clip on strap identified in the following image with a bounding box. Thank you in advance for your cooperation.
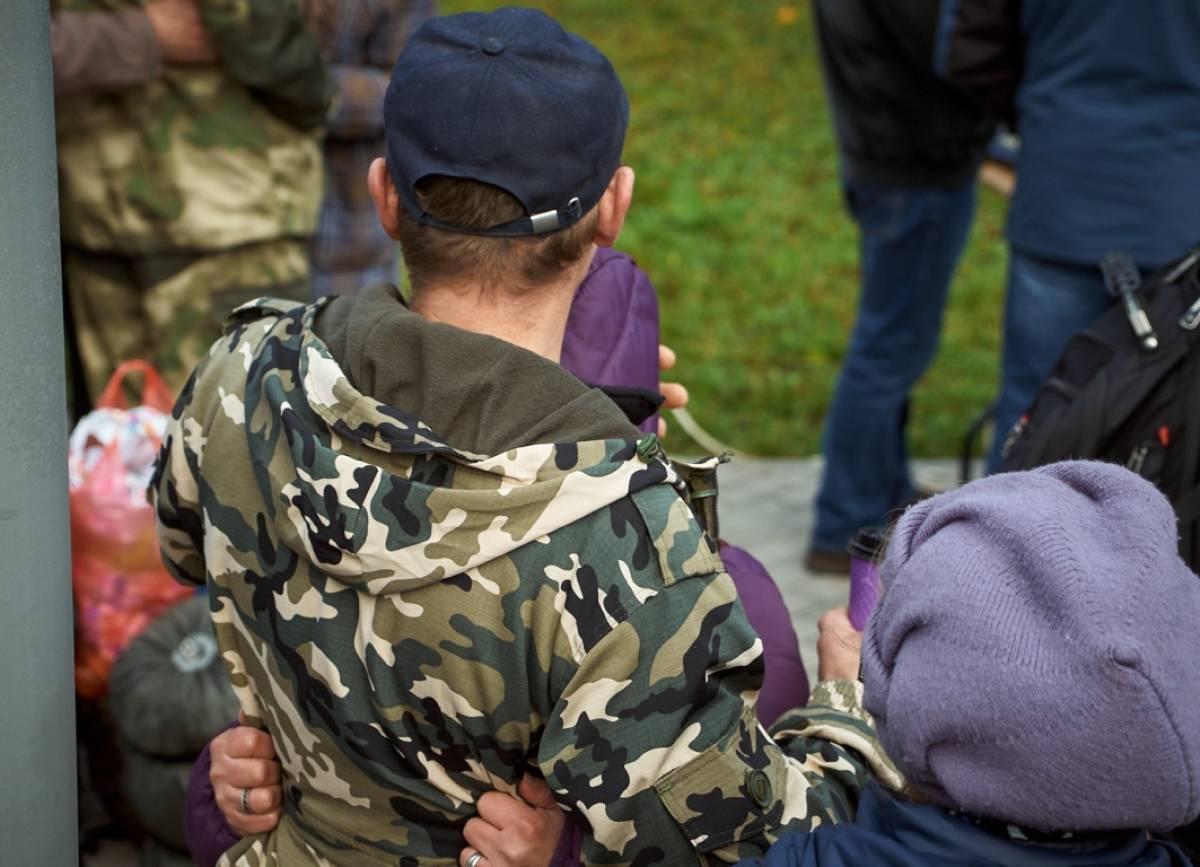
[1101,252,1159,351]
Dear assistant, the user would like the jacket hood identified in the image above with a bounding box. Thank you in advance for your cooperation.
[224,292,669,598]
[314,282,642,453]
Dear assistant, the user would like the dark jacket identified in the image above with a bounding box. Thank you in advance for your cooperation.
[938,0,1200,269]
[812,0,993,188]
[740,784,1194,867]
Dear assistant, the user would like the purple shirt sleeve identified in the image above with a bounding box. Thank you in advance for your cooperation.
[549,817,585,867]
[184,724,241,867]
[51,8,163,96]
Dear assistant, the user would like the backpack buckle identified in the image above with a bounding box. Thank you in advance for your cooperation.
[1181,295,1200,331]
[1101,252,1159,350]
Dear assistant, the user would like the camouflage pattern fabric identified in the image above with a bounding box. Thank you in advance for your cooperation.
[152,298,900,865]
[65,240,310,400]
[52,0,328,255]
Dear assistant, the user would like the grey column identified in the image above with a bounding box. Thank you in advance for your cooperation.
[0,1,78,862]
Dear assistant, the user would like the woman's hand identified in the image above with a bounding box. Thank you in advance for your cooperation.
[817,606,863,682]
[657,344,689,438]
[459,774,567,867]
[210,714,282,837]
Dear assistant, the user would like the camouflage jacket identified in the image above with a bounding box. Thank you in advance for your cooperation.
[151,294,900,865]
[52,0,330,254]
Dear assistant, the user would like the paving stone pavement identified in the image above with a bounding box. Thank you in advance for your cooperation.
[716,456,962,685]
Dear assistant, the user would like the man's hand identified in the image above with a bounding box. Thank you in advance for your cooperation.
[459,774,566,867]
[210,715,282,837]
[657,344,689,438]
[817,606,863,682]
[145,0,217,65]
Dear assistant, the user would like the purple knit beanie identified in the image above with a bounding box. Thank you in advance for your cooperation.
[861,461,1200,833]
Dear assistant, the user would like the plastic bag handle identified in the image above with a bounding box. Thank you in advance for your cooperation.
[96,360,176,412]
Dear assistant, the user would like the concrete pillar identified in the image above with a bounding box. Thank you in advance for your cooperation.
[0,1,78,861]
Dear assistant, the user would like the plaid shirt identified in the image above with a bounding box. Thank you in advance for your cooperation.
[307,0,436,296]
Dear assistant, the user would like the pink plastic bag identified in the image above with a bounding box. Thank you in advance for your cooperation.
[70,361,192,699]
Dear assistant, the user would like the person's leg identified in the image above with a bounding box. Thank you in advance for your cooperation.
[810,179,976,564]
[63,247,153,403]
[986,250,1114,472]
[143,239,311,393]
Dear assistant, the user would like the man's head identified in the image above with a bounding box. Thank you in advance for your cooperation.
[861,461,1200,833]
[370,8,632,296]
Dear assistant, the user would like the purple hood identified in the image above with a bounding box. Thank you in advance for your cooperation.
[561,247,661,432]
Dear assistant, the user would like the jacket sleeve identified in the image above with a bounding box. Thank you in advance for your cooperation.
[199,0,333,130]
[51,8,163,96]
[537,569,897,864]
[149,381,208,588]
[325,0,434,139]
[184,725,242,867]
[935,0,1024,126]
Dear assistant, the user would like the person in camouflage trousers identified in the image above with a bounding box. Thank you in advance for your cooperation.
[151,10,898,865]
[52,0,332,400]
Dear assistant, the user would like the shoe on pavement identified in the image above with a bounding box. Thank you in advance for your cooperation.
[804,547,851,576]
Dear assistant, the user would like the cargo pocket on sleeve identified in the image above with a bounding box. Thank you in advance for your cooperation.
[653,706,788,854]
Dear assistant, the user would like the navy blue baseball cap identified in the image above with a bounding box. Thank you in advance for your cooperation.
[383,7,629,237]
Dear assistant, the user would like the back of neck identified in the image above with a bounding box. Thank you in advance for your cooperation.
[409,276,578,363]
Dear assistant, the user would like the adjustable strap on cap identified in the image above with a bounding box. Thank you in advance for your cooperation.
[418,196,583,237]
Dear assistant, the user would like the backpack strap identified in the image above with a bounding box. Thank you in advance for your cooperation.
[1073,370,1110,458]
[1174,355,1200,567]
[1177,353,1200,501]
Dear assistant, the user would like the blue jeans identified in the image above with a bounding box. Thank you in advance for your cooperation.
[812,179,976,553]
[986,251,1118,472]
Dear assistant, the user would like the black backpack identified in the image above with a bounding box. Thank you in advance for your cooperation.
[1002,244,1200,572]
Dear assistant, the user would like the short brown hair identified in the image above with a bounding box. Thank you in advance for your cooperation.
[396,176,599,296]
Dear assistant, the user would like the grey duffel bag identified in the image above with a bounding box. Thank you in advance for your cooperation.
[109,595,237,758]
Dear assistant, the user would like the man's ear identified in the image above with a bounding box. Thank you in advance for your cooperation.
[594,166,635,248]
[368,158,404,241]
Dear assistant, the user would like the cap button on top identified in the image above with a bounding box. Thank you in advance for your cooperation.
[482,35,505,55]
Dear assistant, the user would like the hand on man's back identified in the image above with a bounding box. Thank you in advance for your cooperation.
[461,774,567,867]
[211,715,282,837]
[210,723,565,866]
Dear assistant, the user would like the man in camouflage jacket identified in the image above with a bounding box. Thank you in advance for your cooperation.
[52,0,332,399]
[152,9,898,865]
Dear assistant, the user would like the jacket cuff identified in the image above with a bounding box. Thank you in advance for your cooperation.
[809,678,868,721]
[776,679,906,791]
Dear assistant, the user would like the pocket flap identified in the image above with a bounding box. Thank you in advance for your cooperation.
[654,706,788,854]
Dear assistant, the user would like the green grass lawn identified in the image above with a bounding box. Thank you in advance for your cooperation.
[441,0,1008,456]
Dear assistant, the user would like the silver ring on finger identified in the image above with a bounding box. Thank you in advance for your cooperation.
[240,786,254,815]
[466,852,484,867]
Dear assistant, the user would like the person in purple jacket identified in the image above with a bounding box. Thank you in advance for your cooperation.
[566,249,811,731]
[183,248,812,867]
